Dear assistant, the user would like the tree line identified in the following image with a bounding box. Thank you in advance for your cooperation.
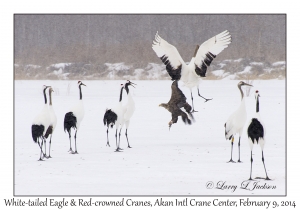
[14,14,286,70]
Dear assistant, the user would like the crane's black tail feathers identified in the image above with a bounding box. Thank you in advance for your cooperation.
[44,125,53,139]
[103,109,117,128]
[247,118,264,144]
[64,112,77,133]
[31,124,44,143]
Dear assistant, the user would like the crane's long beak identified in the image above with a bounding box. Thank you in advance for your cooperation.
[244,83,253,87]
[130,82,136,88]
[82,83,87,87]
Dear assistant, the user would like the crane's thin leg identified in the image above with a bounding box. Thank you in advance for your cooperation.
[119,128,122,149]
[37,138,43,161]
[72,130,78,154]
[68,130,73,153]
[115,128,123,152]
[237,137,242,163]
[38,138,45,161]
[261,151,271,180]
[254,151,271,180]
[227,137,235,163]
[197,86,212,102]
[44,138,47,157]
[115,129,118,147]
[115,129,121,152]
[42,137,47,158]
[106,127,110,147]
[47,134,52,158]
[125,129,132,148]
[190,91,198,113]
[248,151,254,180]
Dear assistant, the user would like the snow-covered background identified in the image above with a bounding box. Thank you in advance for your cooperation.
[15,59,285,80]
[15,79,285,196]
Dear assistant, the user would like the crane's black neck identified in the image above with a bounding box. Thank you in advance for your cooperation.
[124,83,129,94]
[256,96,259,113]
[238,84,244,100]
[43,88,47,104]
[119,87,124,102]
[49,89,52,106]
[79,85,82,100]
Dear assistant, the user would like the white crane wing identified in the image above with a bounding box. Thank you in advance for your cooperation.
[194,30,231,77]
[152,32,185,80]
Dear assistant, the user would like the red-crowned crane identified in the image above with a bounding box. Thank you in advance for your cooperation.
[44,87,57,158]
[247,90,270,180]
[64,81,86,154]
[122,80,136,148]
[224,81,252,163]
[103,84,125,152]
[152,30,231,112]
[31,85,51,161]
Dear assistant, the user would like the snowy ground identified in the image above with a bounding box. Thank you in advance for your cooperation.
[14,80,285,196]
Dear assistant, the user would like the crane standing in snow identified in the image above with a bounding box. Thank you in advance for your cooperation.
[122,80,136,148]
[159,80,194,129]
[64,81,86,154]
[247,90,270,180]
[103,84,125,152]
[31,85,51,161]
[152,30,231,112]
[44,87,57,158]
[224,81,252,163]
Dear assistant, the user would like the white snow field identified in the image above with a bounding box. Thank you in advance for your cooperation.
[15,80,285,196]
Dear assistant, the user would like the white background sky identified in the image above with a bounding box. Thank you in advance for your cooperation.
[1,0,299,209]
